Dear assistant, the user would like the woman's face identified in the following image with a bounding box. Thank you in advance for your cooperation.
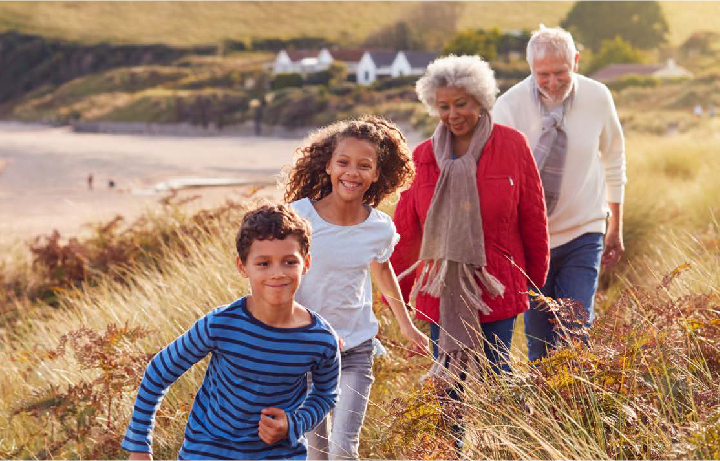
[436,86,482,138]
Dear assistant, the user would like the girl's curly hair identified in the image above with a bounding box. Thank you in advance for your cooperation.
[283,115,415,207]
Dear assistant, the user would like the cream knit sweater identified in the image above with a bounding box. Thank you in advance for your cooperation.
[492,74,626,249]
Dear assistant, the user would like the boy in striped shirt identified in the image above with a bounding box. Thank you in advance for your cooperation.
[122,204,341,460]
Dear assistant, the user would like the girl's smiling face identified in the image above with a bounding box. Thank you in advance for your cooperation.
[326,137,380,202]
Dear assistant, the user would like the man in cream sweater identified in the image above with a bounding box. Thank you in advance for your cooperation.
[492,25,626,361]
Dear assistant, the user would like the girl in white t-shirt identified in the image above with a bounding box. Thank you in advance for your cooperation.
[284,116,430,460]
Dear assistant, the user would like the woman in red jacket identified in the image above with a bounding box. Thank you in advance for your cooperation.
[392,54,549,376]
[391,54,549,452]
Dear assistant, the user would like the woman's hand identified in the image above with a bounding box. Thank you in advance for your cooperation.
[258,407,289,445]
[128,452,152,460]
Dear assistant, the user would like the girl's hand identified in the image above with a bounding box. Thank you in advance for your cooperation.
[401,324,431,357]
[128,452,152,460]
[259,407,289,444]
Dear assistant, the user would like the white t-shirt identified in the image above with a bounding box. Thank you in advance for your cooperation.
[291,198,399,350]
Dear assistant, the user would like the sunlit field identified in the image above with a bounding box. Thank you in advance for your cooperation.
[1,118,719,459]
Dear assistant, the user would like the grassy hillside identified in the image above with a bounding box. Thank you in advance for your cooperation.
[0,2,567,47]
[0,1,711,47]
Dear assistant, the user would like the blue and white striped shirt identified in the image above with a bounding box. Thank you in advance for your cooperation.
[121,297,340,460]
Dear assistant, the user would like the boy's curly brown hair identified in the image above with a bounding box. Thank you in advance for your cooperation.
[235,204,311,263]
[283,115,415,207]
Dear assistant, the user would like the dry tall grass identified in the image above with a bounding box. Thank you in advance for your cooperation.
[1,120,719,459]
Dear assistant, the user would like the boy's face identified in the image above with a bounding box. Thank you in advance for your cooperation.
[236,236,311,309]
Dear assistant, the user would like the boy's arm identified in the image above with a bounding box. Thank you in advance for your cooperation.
[371,260,430,356]
[122,314,214,455]
[284,344,340,446]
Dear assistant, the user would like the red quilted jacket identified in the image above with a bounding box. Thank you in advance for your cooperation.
[391,124,550,324]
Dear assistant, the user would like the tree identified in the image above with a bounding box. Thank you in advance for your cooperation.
[586,36,643,75]
[443,30,497,61]
[560,1,669,51]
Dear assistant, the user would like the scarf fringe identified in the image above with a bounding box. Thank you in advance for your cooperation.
[399,259,504,315]
[476,266,506,298]
[461,264,492,315]
[424,348,484,386]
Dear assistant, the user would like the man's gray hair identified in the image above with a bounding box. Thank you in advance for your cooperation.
[415,54,498,116]
[526,24,577,69]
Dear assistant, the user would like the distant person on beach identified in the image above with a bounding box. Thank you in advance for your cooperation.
[87,173,94,190]
[122,204,340,460]
[284,116,430,460]
[108,179,115,189]
[493,25,627,362]
[391,54,549,453]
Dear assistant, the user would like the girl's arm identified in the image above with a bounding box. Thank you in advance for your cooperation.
[371,260,430,355]
[122,314,214,456]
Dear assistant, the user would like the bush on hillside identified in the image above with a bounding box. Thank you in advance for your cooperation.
[607,75,660,92]
[263,88,329,127]
[217,38,247,55]
[587,36,644,76]
[371,75,418,91]
[271,72,303,90]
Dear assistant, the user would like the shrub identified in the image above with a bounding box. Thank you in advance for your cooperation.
[9,324,156,459]
[271,72,303,90]
[607,74,660,92]
[371,75,418,91]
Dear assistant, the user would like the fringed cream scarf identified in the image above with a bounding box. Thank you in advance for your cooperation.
[399,112,505,378]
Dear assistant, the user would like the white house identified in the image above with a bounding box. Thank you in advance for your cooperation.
[390,51,438,78]
[273,48,368,78]
[356,50,397,85]
[272,48,334,74]
[273,48,438,85]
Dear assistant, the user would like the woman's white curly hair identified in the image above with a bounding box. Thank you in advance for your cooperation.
[415,54,498,116]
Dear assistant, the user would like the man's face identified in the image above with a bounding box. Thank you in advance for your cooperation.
[532,52,578,103]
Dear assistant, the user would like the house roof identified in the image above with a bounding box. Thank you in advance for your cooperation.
[285,49,320,62]
[328,49,366,63]
[367,50,397,67]
[402,50,438,68]
[590,63,662,82]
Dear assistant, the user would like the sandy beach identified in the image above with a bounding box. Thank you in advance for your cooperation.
[0,122,424,245]
[0,122,305,244]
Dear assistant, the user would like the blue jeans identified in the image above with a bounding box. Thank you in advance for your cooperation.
[429,315,517,373]
[307,339,374,460]
[525,232,604,362]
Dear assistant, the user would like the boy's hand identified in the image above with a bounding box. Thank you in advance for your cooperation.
[128,452,152,460]
[259,407,289,445]
[401,324,431,357]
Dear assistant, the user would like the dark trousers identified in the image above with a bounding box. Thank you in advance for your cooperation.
[525,232,604,362]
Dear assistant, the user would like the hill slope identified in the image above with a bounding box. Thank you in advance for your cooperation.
[0,1,709,48]
[0,1,568,46]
